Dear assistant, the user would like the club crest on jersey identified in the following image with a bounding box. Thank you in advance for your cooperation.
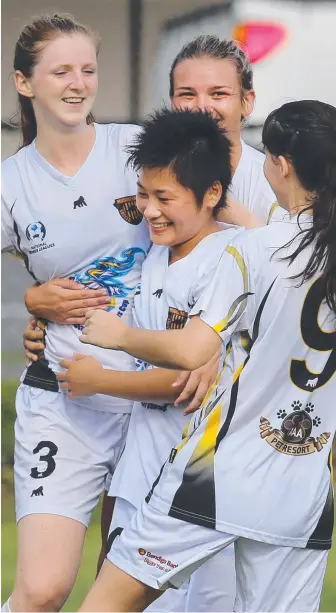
[259,400,330,456]
[113,195,143,225]
[166,307,188,330]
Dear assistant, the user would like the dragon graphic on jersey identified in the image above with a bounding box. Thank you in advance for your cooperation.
[71,247,146,309]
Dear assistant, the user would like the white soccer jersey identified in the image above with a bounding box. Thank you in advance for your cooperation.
[148,216,335,550]
[231,140,282,224]
[109,225,241,507]
[1,123,150,413]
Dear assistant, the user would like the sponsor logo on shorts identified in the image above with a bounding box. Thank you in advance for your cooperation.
[113,195,143,225]
[166,307,188,330]
[138,549,178,572]
[260,400,330,456]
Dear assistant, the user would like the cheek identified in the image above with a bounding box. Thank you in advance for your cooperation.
[172,97,195,111]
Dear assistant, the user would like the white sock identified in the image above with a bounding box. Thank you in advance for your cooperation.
[1,598,11,612]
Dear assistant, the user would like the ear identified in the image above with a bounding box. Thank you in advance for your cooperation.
[14,70,34,99]
[204,181,223,210]
[242,89,256,119]
[278,155,290,179]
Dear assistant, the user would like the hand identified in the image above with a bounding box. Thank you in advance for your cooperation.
[25,279,111,325]
[80,310,128,349]
[172,348,222,415]
[23,319,45,362]
[57,353,104,398]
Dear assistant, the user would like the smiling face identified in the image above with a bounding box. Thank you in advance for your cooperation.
[14,33,98,130]
[171,56,255,140]
[136,166,220,253]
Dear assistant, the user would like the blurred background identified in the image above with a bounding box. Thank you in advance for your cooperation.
[2,0,336,609]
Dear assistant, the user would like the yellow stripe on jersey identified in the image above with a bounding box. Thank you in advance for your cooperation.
[213,246,249,334]
[169,400,223,528]
[266,201,279,225]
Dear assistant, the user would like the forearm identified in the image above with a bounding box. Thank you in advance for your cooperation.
[218,197,264,229]
[119,326,216,371]
[93,366,184,403]
[25,284,44,317]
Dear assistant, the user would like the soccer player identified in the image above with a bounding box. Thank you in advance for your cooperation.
[78,100,336,613]
[57,108,244,611]
[170,35,281,225]
[1,14,149,613]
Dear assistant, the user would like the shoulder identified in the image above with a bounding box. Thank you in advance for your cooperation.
[97,122,142,148]
[227,219,297,266]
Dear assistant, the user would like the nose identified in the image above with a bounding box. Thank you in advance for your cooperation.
[142,197,162,220]
[194,96,214,113]
[69,70,85,90]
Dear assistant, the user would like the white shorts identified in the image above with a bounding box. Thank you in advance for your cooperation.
[107,497,236,612]
[14,384,130,527]
[108,499,329,612]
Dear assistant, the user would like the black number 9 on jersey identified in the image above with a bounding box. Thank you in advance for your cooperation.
[30,440,59,479]
[290,277,336,392]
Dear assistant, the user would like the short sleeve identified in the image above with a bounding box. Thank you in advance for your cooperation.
[190,240,256,345]
[1,170,18,255]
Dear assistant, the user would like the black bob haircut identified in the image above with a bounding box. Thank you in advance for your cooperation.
[127,108,232,214]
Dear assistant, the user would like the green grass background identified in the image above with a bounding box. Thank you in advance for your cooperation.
[2,380,336,611]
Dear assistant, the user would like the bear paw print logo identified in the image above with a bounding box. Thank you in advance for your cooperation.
[305,402,314,413]
[313,417,321,427]
[277,410,287,420]
[291,400,302,411]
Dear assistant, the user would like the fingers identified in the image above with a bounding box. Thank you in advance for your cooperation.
[174,372,201,406]
[183,381,209,415]
[74,353,87,360]
[25,350,39,362]
[171,371,190,389]
[24,339,45,352]
[59,359,72,369]
[59,381,70,391]
[23,329,44,341]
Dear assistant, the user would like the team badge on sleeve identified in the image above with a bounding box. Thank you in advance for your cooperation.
[166,307,188,330]
[113,195,143,225]
[259,400,330,456]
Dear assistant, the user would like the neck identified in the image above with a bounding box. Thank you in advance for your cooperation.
[35,121,96,175]
[170,219,220,264]
[287,184,312,217]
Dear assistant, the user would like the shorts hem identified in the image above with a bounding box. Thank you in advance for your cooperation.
[149,497,331,550]
[16,506,90,528]
[107,551,164,591]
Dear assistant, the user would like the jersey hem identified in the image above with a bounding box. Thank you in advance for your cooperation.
[149,497,332,551]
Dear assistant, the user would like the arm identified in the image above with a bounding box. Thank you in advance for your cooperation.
[217,194,264,229]
[57,353,184,402]
[80,241,254,371]
[80,312,221,371]
[25,279,111,325]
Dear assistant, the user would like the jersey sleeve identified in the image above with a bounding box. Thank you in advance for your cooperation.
[1,163,19,254]
[190,240,257,345]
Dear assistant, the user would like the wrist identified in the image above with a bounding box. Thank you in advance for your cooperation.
[97,368,117,395]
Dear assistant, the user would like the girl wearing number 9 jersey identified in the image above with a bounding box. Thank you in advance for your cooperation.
[79,100,336,613]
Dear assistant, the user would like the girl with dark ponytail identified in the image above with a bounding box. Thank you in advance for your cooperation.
[262,99,336,313]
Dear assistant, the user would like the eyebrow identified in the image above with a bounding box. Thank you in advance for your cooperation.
[175,85,233,91]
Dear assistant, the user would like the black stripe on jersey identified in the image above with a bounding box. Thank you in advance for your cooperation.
[306,451,334,550]
[11,205,37,281]
[215,278,277,451]
[167,278,277,530]
[23,325,59,392]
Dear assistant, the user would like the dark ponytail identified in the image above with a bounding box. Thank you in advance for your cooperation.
[12,13,100,148]
[262,100,336,313]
